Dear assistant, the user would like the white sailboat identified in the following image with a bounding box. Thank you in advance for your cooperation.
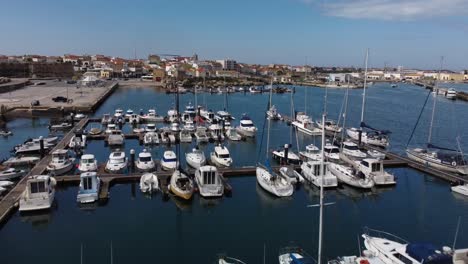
[185,146,206,169]
[328,162,374,189]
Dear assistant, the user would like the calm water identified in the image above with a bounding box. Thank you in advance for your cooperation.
[1,83,468,264]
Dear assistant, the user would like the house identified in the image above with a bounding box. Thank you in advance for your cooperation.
[439,73,464,82]
[216,59,238,71]
[62,54,80,65]
[403,73,423,80]
[46,56,63,63]
[152,68,165,82]
[328,73,349,83]
[383,72,402,80]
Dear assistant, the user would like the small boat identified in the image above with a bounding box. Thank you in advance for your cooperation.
[299,144,322,161]
[167,108,179,123]
[133,127,145,134]
[69,130,86,149]
[236,114,257,137]
[15,141,53,155]
[28,136,59,145]
[139,173,159,193]
[316,119,342,133]
[3,156,40,166]
[216,254,246,264]
[105,151,128,173]
[195,165,224,198]
[215,110,235,121]
[125,109,134,119]
[256,164,293,197]
[451,183,468,196]
[266,105,281,120]
[77,172,100,204]
[446,88,457,100]
[279,166,304,184]
[143,132,159,145]
[73,113,86,120]
[145,123,157,133]
[140,109,160,122]
[0,130,12,136]
[0,181,14,188]
[292,112,321,136]
[210,145,233,167]
[128,113,140,124]
[355,158,396,186]
[367,149,386,159]
[114,108,124,118]
[160,132,168,144]
[49,122,72,130]
[301,160,338,188]
[88,127,102,135]
[208,123,225,141]
[279,245,315,264]
[184,102,196,117]
[195,127,209,143]
[272,147,301,164]
[183,118,196,132]
[185,147,206,169]
[46,149,75,176]
[347,127,389,148]
[390,83,398,88]
[225,127,242,141]
[169,169,194,200]
[328,162,374,189]
[170,122,180,133]
[105,123,117,134]
[136,149,156,172]
[324,143,340,161]
[107,130,124,146]
[342,141,367,159]
[0,168,26,180]
[19,175,56,212]
[179,129,192,143]
[200,109,215,123]
[406,148,468,175]
[78,154,98,172]
[161,150,177,171]
[168,133,176,144]
[101,114,112,125]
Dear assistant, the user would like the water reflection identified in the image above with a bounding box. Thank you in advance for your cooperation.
[256,182,293,206]
[20,209,54,229]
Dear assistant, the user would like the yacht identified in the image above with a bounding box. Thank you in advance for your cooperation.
[324,143,341,161]
[226,127,242,141]
[342,141,367,159]
[125,109,134,119]
[49,122,72,130]
[406,148,468,175]
[185,147,206,169]
[46,149,75,176]
[0,130,12,136]
[299,144,322,161]
[114,108,124,118]
[105,123,117,134]
[446,88,457,100]
[195,127,209,143]
[355,158,396,186]
[78,154,98,172]
[368,149,386,160]
[0,168,26,180]
[451,183,468,196]
[167,108,179,123]
[179,129,192,143]
[77,172,100,204]
[161,150,177,171]
[107,130,124,146]
[195,165,224,198]
[316,119,342,133]
[170,122,180,133]
[215,110,235,122]
[184,102,196,117]
[128,113,140,124]
[328,162,374,189]
[272,147,301,164]
[145,123,157,132]
[236,114,257,137]
[292,112,321,136]
[169,169,194,200]
[210,145,233,167]
[301,160,338,188]
[139,173,159,193]
[144,131,159,145]
[208,123,225,141]
[201,109,216,123]
[101,114,112,125]
[140,109,164,122]
[3,156,40,166]
[19,175,56,212]
[68,130,86,149]
[105,151,128,173]
[15,141,53,155]
[183,118,196,132]
[136,149,156,172]
[279,166,304,184]
[28,136,59,145]
[266,105,281,120]
[347,128,389,147]
[256,164,294,197]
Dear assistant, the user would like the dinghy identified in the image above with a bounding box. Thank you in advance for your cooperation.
[139,173,159,193]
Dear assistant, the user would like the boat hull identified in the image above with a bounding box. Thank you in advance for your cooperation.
[406,149,468,175]
[256,166,293,197]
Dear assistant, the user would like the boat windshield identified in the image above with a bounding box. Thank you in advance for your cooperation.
[326,147,340,154]
[30,181,46,193]
[82,158,94,164]
[110,158,125,164]
[241,123,254,127]
[345,145,359,151]
[371,162,381,172]
[219,154,230,159]
[82,177,93,190]
[140,157,152,162]
[202,171,217,185]
[164,158,177,162]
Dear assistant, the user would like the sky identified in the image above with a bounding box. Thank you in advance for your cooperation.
[1,0,468,70]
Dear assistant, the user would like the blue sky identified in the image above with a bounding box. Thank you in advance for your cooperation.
[1,0,468,69]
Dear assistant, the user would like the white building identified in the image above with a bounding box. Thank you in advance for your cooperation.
[216,59,238,71]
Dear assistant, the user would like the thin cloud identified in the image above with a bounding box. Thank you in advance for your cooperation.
[301,0,468,20]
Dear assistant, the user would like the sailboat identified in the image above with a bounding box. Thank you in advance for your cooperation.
[256,79,294,198]
[346,49,390,148]
[406,57,468,175]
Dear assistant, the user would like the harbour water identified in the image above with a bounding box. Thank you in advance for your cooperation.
[1,83,468,263]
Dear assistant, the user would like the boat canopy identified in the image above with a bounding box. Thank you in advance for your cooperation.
[360,122,391,134]
[406,243,452,264]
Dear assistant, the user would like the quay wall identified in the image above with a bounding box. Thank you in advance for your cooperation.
[0,62,74,78]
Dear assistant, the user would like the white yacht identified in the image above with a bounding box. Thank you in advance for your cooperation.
[139,173,159,193]
[105,151,128,173]
[266,105,281,120]
[355,158,396,186]
[77,172,100,204]
[328,162,374,189]
[184,102,196,117]
[299,144,322,161]
[3,156,40,167]
[256,165,294,197]
[347,128,389,147]
[167,108,179,123]
[143,131,159,145]
[169,170,194,200]
[209,123,225,141]
[216,110,235,122]
[236,114,257,137]
[324,143,341,161]
[301,160,338,188]
[161,150,177,171]
[185,147,206,169]
[114,108,124,118]
[49,122,72,130]
[368,149,386,160]
[136,149,155,172]
[69,131,86,149]
[452,183,468,196]
[195,127,209,143]
[0,168,26,180]
[210,145,233,167]
[342,141,367,159]
[19,175,56,212]
[46,149,75,176]
[195,165,224,198]
[200,109,215,123]
[272,147,301,164]
[15,141,53,155]
[406,148,468,175]
[125,109,134,119]
[279,166,304,184]
[140,109,163,122]
[292,112,321,136]
[179,129,192,143]
[129,113,140,124]
[170,122,180,133]
[226,127,242,141]
[105,123,117,134]
[145,123,157,133]
[316,119,342,133]
[107,130,124,146]
[446,88,457,100]
[78,154,98,172]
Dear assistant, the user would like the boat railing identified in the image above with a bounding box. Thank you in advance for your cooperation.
[363,227,409,244]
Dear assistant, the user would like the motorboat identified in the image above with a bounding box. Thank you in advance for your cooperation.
[279,245,315,264]
[355,158,396,186]
[136,149,156,172]
[446,88,457,100]
[0,168,26,180]
[184,102,196,117]
[28,136,59,145]
[316,119,342,133]
[209,123,225,141]
[161,150,177,171]
[342,141,367,159]
[185,147,206,169]
[368,149,386,159]
[406,148,468,175]
[451,183,468,196]
[46,149,75,176]
[105,123,117,134]
[215,110,235,121]
[328,162,374,189]
[256,164,294,197]
[49,122,72,130]
[73,113,86,120]
[101,114,112,125]
[292,112,321,136]
[3,156,40,166]
[167,108,179,123]
[210,145,233,167]
[143,132,159,145]
[347,128,389,148]
[279,166,304,184]
[195,165,224,198]
[249,86,261,93]
[170,122,180,133]
[266,105,281,120]
[169,169,194,200]
[78,154,98,172]
[107,130,124,146]
[140,109,164,122]
[216,254,247,264]
[0,181,14,188]
[324,143,341,161]
[160,131,168,144]
[19,175,56,212]
[145,123,157,132]
[301,160,338,188]
[114,108,124,118]
[236,114,257,137]
[299,144,322,161]
[0,130,12,136]
[69,130,86,149]
[200,109,215,123]
[139,173,159,193]
[272,147,301,164]
[128,113,140,124]
[195,127,209,143]
[179,129,192,143]
[105,151,128,173]
[183,118,196,132]
[125,109,134,119]
[15,141,53,155]
[133,127,145,134]
[77,172,100,204]
[88,126,102,135]
[225,127,242,141]
[168,133,176,144]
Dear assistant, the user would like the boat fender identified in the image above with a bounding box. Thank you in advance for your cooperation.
[452,161,457,166]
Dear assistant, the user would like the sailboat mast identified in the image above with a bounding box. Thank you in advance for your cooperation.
[360,49,369,130]
[318,113,326,264]
[324,86,328,115]
[428,56,443,144]
[290,90,293,144]
[266,79,272,160]
[224,76,227,111]
[342,78,350,150]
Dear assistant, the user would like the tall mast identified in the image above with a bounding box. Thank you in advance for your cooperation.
[224,76,227,111]
[360,49,369,129]
[290,90,293,144]
[318,112,326,264]
[266,78,272,160]
[305,57,308,115]
[324,86,328,115]
[428,56,443,144]
[341,78,350,151]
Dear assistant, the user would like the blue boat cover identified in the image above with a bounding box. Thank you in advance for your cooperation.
[290,253,314,264]
[360,122,391,134]
[427,143,458,152]
[406,243,452,264]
